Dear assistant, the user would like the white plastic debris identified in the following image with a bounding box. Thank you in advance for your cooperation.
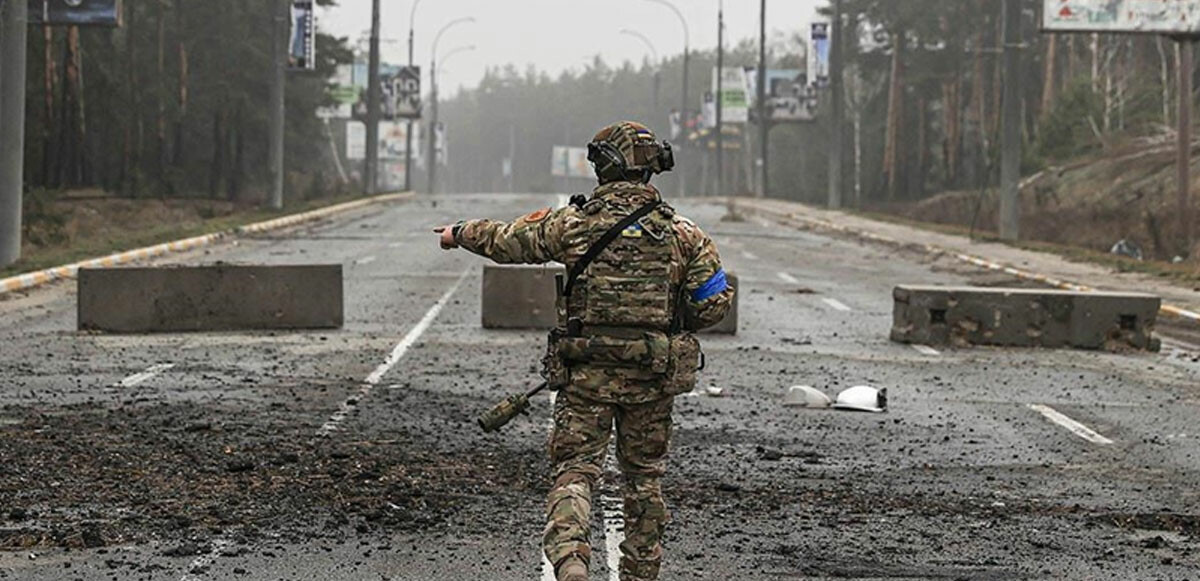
[704,386,725,397]
[832,385,888,413]
[783,385,832,408]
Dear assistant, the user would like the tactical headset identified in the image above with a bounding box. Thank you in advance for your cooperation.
[587,139,676,183]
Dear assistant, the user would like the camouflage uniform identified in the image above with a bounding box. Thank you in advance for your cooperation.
[455,124,733,581]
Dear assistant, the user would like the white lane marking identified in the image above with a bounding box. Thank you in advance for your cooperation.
[178,538,229,581]
[776,272,799,285]
[822,298,852,312]
[600,450,624,581]
[1028,404,1114,445]
[602,488,624,581]
[354,255,377,265]
[317,268,469,436]
[740,250,759,261]
[911,344,941,356]
[112,363,175,388]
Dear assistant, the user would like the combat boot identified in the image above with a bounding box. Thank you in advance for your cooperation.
[555,554,588,581]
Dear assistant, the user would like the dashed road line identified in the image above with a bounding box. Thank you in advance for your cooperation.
[178,538,229,581]
[822,298,852,312]
[740,250,760,261]
[317,268,469,436]
[601,484,624,581]
[911,344,941,356]
[112,363,176,388]
[354,255,377,266]
[776,272,800,285]
[1028,404,1114,445]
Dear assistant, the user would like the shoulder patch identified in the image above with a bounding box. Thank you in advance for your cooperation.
[523,207,551,223]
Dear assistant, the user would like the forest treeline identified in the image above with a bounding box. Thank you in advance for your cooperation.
[439,0,1190,205]
[21,0,349,202]
[19,0,1192,208]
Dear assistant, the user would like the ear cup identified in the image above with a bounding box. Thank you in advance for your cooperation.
[588,141,629,182]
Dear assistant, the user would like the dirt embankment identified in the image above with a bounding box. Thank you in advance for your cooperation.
[889,142,1200,264]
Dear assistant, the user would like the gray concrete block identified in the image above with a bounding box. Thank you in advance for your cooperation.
[78,265,343,333]
[890,285,1160,351]
[480,265,738,334]
[481,265,562,330]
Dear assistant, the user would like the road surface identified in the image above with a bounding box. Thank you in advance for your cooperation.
[1,193,1198,580]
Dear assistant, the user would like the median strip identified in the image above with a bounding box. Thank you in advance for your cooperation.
[0,192,413,297]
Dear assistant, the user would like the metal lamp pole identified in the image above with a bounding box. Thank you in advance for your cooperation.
[645,0,689,196]
[427,17,475,195]
[716,0,724,196]
[404,0,423,192]
[364,0,382,195]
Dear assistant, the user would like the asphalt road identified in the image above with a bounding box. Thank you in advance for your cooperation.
[1,193,1198,581]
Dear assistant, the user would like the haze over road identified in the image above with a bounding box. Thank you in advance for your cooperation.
[2,194,1199,580]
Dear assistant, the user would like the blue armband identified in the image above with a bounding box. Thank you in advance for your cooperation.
[691,268,728,302]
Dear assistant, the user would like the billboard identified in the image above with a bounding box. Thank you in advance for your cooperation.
[28,0,121,27]
[746,69,818,123]
[1043,0,1200,33]
[317,65,358,119]
[810,23,830,87]
[551,146,591,178]
[346,120,422,161]
[389,66,422,119]
[713,67,750,124]
[288,1,316,71]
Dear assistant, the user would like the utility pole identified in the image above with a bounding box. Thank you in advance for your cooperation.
[267,0,287,210]
[828,0,844,209]
[427,61,438,195]
[405,0,421,193]
[715,1,724,197]
[1178,38,1195,256]
[1,0,29,267]
[364,0,382,195]
[756,0,768,198]
[999,0,1021,241]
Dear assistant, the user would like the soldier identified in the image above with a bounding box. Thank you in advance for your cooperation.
[435,121,734,581]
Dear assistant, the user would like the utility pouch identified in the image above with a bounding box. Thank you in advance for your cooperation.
[663,333,702,396]
[557,331,671,374]
[541,328,571,390]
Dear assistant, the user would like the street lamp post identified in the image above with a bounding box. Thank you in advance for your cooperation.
[364,0,382,195]
[644,0,689,197]
[428,17,476,195]
[404,0,423,192]
[620,29,661,119]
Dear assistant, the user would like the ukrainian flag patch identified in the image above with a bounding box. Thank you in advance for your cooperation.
[622,223,644,238]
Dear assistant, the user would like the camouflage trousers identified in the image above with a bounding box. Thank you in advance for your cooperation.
[543,388,675,581]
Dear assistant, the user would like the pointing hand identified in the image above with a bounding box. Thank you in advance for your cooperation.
[433,225,459,250]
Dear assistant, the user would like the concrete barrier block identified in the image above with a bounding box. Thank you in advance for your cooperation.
[481,265,562,329]
[480,265,738,334]
[890,285,1159,351]
[78,265,343,333]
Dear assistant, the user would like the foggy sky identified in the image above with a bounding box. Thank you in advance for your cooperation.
[320,0,825,97]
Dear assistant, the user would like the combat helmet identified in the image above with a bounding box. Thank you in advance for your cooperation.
[587,121,675,184]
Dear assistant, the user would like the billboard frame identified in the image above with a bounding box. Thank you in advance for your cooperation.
[1041,0,1200,35]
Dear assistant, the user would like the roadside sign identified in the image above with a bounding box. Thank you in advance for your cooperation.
[713,67,749,124]
[551,146,590,178]
[288,1,316,71]
[1042,0,1200,34]
[28,0,121,27]
[810,23,830,87]
[391,66,422,119]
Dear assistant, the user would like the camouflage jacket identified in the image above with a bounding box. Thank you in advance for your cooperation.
[456,182,734,402]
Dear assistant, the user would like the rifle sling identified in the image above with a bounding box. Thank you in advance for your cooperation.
[562,200,662,298]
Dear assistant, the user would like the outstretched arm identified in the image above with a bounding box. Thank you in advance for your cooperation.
[435,206,575,265]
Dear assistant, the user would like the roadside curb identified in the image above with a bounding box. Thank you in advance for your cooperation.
[0,192,414,297]
[732,199,1200,325]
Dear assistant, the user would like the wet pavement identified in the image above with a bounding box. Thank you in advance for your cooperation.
[1,193,1198,580]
